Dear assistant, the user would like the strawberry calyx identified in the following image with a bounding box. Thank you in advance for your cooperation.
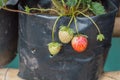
[97,33,105,41]
[74,34,88,38]
[59,26,74,35]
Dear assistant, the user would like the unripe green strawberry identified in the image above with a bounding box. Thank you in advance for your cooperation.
[58,26,74,44]
[48,42,62,56]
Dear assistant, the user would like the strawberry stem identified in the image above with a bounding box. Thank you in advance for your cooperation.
[76,0,81,10]
[52,16,62,41]
[30,8,62,16]
[81,7,89,13]
[52,0,66,14]
[67,15,74,28]
[61,0,66,6]
[1,7,32,15]
[73,15,79,35]
[75,11,101,34]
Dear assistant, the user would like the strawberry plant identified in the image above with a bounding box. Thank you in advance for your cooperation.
[23,0,106,55]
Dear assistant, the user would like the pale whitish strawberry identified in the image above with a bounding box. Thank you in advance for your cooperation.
[58,26,74,44]
[48,42,62,56]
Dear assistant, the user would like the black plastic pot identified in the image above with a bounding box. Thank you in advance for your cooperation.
[18,0,117,80]
[111,0,120,8]
[0,5,18,67]
[19,0,52,8]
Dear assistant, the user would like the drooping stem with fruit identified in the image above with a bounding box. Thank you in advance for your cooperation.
[0,0,107,55]
[21,0,106,54]
[67,16,74,28]
[75,11,105,41]
[52,16,62,42]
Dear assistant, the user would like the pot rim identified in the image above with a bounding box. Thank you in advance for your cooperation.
[19,0,118,19]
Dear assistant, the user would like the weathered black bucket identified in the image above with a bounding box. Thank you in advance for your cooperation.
[111,0,120,8]
[18,0,117,80]
[0,5,18,67]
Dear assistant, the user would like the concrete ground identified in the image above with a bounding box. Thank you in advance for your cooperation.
[0,68,120,80]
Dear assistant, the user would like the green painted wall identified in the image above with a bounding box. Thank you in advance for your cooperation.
[104,38,120,71]
[6,38,120,71]
[5,54,19,69]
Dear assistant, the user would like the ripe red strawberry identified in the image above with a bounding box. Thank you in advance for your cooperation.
[48,42,62,56]
[58,26,74,44]
[71,35,88,53]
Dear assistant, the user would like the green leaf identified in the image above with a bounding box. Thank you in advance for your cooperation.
[66,0,78,7]
[90,2,106,15]
[25,6,30,13]
[97,34,105,41]
[0,0,8,7]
